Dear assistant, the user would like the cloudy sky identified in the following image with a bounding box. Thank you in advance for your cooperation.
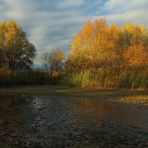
[0,0,148,63]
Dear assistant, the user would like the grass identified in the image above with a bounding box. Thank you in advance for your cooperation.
[61,67,148,89]
[0,66,148,89]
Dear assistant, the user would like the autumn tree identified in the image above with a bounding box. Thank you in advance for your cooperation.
[67,19,122,72]
[120,24,148,66]
[66,19,148,72]
[42,49,65,72]
[0,20,36,70]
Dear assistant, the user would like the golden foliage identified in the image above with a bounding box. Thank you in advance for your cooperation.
[123,43,148,66]
[0,20,36,69]
[67,19,148,72]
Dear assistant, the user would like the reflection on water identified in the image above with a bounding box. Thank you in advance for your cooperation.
[70,98,148,130]
[0,95,148,130]
[0,95,148,146]
[0,95,26,108]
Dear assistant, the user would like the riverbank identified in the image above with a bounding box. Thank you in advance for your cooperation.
[0,86,148,147]
[0,85,148,105]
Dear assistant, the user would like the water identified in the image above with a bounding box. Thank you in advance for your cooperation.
[0,95,148,147]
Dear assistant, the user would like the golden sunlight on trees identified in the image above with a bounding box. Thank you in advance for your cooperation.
[0,19,148,89]
[120,24,148,49]
[0,20,36,69]
[68,20,102,71]
[63,19,148,89]
[123,43,148,66]
[66,19,148,72]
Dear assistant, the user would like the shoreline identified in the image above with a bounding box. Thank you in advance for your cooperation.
[0,85,148,147]
[0,85,148,106]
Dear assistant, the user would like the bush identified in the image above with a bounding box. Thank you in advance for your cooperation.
[0,69,63,87]
[61,66,148,89]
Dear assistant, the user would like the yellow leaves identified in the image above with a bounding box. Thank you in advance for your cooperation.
[68,18,148,71]
[123,24,146,35]
[93,18,107,36]
[123,24,134,33]
[70,18,122,69]
[94,18,106,30]
[123,43,148,66]
[0,20,36,69]
[110,24,121,43]
[122,24,148,45]
[71,34,82,54]
[0,20,23,49]
[81,20,93,39]
[120,25,148,67]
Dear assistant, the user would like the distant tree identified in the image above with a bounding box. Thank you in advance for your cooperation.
[42,52,51,72]
[42,49,65,72]
[0,20,36,69]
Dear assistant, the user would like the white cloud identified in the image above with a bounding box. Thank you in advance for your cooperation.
[57,0,84,8]
[107,10,148,26]
[0,0,89,62]
[0,0,148,64]
[105,0,148,10]
[102,0,148,26]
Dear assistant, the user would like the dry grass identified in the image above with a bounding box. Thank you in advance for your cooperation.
[112,95,148,105]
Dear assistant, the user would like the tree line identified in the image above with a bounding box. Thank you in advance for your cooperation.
[66,19,148,72]
[0,19,148,89]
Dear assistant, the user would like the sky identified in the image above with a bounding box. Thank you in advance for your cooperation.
[0,0,148,64]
